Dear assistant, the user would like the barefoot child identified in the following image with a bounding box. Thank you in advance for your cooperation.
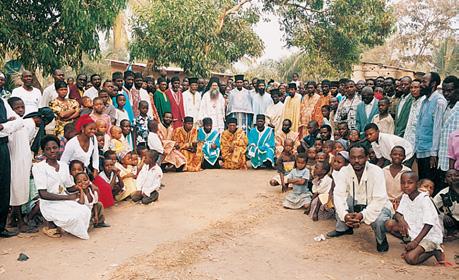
[385,171,446,266]
[282,153,312,209]
[270,138,296,192]
[99,157,124,198]
[383,146,411,210]
[131,150,162,204]
[307,161,334,221]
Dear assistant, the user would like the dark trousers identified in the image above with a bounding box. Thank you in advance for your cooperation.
[0,142,11,231]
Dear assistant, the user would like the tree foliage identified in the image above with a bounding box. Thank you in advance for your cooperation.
[0,0,127,74]
[129,0,264,77]
[264,0,395,75]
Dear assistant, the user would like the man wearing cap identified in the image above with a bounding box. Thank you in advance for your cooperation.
[251,79,273,117]
[165,76,185,129]
[0,72,11,100]
[172,116,203,172]
[198,117,221,169]
[265,89,284,131]
[248,114,275,169]
[182,77,202,126]
[221,117,248,169]
[275,119,300,158]
[227,74,253,134]
[280,83,302,133]
[299,81,321,138]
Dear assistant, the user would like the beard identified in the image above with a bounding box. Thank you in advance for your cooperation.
[258,89,265,95]
[420,85,432,96]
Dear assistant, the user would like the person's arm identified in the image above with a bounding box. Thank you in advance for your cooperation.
[406,224,433,251]
[359,167,389,225]
[76,188,85,204]
[393,212,410,237]
[447,133,457,169]
[429,98,447,167]
[91,136,100,175]
[38,189,78,201]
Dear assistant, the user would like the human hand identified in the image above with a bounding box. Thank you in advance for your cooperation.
[344,213,360,228]
[211,143,217,149]
[405,240,418,251]
[399,219,410,237]
[430,156,438,169]
[7,116,16,121]
[0,124,3,131]
[281,184,288,193]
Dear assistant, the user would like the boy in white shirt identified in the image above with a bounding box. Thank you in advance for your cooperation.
[131,150,162,205]
[385,171,446,265]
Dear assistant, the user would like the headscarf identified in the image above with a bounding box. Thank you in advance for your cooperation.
[74,114,95,133]
[336,138,349,151]
[24,107,55,154]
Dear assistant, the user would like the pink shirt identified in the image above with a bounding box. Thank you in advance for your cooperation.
[447,129,459,170]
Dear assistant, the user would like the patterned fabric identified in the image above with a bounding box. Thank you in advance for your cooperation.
[274,130,300,158]
[157,123,186,169]
[280,94,302,133]
[220,128,248,169]
[49,98,80,137]
[438,103,459,171]
[197,128,220,166]
[299,93,320,137]
[135,114,153,144]
[334,95,361,130]
[172,127,203,172]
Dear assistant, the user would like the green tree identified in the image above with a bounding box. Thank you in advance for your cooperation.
[129,0,264,77]
[264,0,395,75]
[432,36,459,77]
[0,0,127,74]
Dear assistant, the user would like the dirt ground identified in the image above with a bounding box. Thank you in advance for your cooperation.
[0,169,458,280]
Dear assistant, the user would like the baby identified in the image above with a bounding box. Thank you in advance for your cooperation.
[110,126,129,154]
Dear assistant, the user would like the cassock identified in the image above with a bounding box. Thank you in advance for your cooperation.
[153,90,172,123]
[197,128,220,166]
[157,123,186,169]
[199,92,226,133]
[247,126,275,168]
[165,88,185,129]
[182,90,202,125]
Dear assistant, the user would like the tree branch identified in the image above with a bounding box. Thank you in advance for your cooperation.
[217,0,252,33]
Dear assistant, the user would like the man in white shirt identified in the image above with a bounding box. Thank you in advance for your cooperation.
[182,78,201,126]
[40,68,66,108]
[365,123,414,167]
[251,79,273,117]
[227,74,253,133]
[11,70,41,115]
[84,74,102,100]
[327,145,393,252]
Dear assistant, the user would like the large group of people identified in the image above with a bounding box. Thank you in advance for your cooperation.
[0,67,458,266]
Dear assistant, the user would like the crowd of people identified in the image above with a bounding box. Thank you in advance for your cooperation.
[0,68,458,266]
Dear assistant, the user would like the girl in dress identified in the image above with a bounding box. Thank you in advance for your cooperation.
[49,80,80,137]
[32,135,91,239]
[282,153,312,209]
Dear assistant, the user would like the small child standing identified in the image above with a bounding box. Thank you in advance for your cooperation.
[135,101,153,145]
[115,94,130,126]
[385,171,446,266]
[90,97,112,131]
[282,153,312,209]
[110,126,130,154]
[306,161,334,221]
[383,146,411,210]
[371,97,394,134]
[74,172,110,228]
[131,150,162,204]
[270,139,296,192]
[305,147,317,178]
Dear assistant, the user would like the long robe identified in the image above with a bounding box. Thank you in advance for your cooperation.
[299,93,321,137]
[312,94,331,126]
[274,130,300,158]
[221,128,248,169]
[251,92,273,117]
[158,123,186,168]
[247,126,275,168]
[265,102,284,131]
[8,118,36,206]
[172,127,203,172]
[394,94,413,137]
[153,90,172,123]
[165,88,185,129]
[197,128,221,166]
[280,94,302,133]
[198,92,226,133]
[182,90,202,125]
[227,88,253,133]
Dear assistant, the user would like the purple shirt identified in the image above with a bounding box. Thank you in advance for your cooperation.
[447,129,459,170]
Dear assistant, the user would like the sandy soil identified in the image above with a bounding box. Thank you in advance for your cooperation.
[0,169,458,280]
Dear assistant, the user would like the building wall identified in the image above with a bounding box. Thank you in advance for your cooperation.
[352,63,415,81]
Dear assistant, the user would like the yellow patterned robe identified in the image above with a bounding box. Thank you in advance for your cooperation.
[299,93,320,138]
[220,128,248,169]
[172,127,203,172]
[158,123,186,169]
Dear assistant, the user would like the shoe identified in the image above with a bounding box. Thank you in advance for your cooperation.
[377,238,389,252]
[0,229,19,238]
[142,191,159,204]
[94,222,111,228]
[326,228,354,238]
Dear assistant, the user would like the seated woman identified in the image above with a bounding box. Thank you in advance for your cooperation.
[32,135,91,239]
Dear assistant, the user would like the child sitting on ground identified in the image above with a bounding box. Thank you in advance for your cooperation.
[322,140,335,162]
[270,139,296,192]
[282,153,312,209]
[306,161,334,221]
[433,169,459,240]
[418,179,435,197]
[74,172,110,228]
[385,171,447,266]
[131,150,162,204]
[383,146,411,210]
[99,157,124,198]
[110,125,129,154]
[114,151,137,201]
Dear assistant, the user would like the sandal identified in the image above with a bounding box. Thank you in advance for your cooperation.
[42,226,62,238]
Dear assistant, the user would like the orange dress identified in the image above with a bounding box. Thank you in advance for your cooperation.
[220,128,248,169]
[172,127,203,172]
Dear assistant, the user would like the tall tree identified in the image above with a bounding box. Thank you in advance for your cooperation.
[264,0,395,75]
[0,0,127,74]
[129,0,264,76]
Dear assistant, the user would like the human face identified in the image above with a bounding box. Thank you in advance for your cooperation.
[421,73,433,96]
[56,87,68,98]
[211,82,219,91]
[349,147,367,172]
[316,153,327,163]
[418,181,434,196]
[243,80,250,89]
[70,162,85,177]
[368,148,377,162]
[365,128,379,143]
[121,153,132,166]
[182,80,189,91]
[271,93,280,104]
[257,83,265,95]
[111,128,122,140]
[44,140,60,160]
[322,143,333,154]
[198,79,206,91]
[92,75,102,88]
[383,79,394,94]
[345,82,356,97]
[172,80,181,91]
[21,71,33,87]
[116,96,126,108]
[400,173,417,195]
[83,123,97,138]
[139,103,149,116]
[159,81,168,91]
[329,97,338,110]
[93,99,105,114]
[445,169,459,187]
[76,75,87,89]
[307,123,317,135]
[11,100,25,117]
[400,78,411,95]
[332,155,346,171]
[96,121,108,134]
[338,124,349,138]
[314,140,323,152]
[306,84,315,95]
[322,84,330,95]
[190,82,198,92]
[279,85,286,95]
[288,88,296,96]
[131,154,139,166]
[284,141,294,153]
[296,157,307,170]
[228,123,237,134]
[120,122,131,136]
[356,80,365,91]
[96,135,105,148]
[134,77,143,89]
[390,147,405,165]
[54,70,65,82]
[349,130,360,142]
[203,122,212,133]
[366,80,375,88]
[281,120,291,133]
[376,77,385,87]
[75,173,90,189]
[98,91,110,104]
[124,76,134,89]
[321,107,330,119]
[362,90,374,104]
[378,100,389,114]
[163,113,173,126]
[235,80,243,90]
[184,121,193,132]
[256,118,265,130]
[103,159,115,174]
[114,78,124,91]
[334,142,344,153]
[307,148,317,160]
[442,82,455,101]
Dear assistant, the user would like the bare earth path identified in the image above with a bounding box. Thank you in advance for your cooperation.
[1,170,458,279]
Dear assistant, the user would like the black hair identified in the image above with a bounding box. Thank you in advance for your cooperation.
[391,145,406,155]
[364,123,379,132]
[163,111,172,117]
[103,150,116,158]
[69,160,85,172]
[316,160,331,174]
[401,170,418,181]
[443,75,459,88]
[90,73,101,81]
[349,144,369,156]
[138,100,149,109]
[146,149,159,162]
[320,124,332,132]
[338,121,349,128]
[306,81,317,88]
[321,79,331,86]
[40,135,60,150]
[283,119,292,126]
[296,153,308,162]
[116,93,125,101]
[430,72,441,87]
[7,96,22,107]
[321,105,331,111]
[54,80,67,90]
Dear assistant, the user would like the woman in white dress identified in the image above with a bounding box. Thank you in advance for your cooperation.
[60,114,99,177]
[32,135,91,239]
